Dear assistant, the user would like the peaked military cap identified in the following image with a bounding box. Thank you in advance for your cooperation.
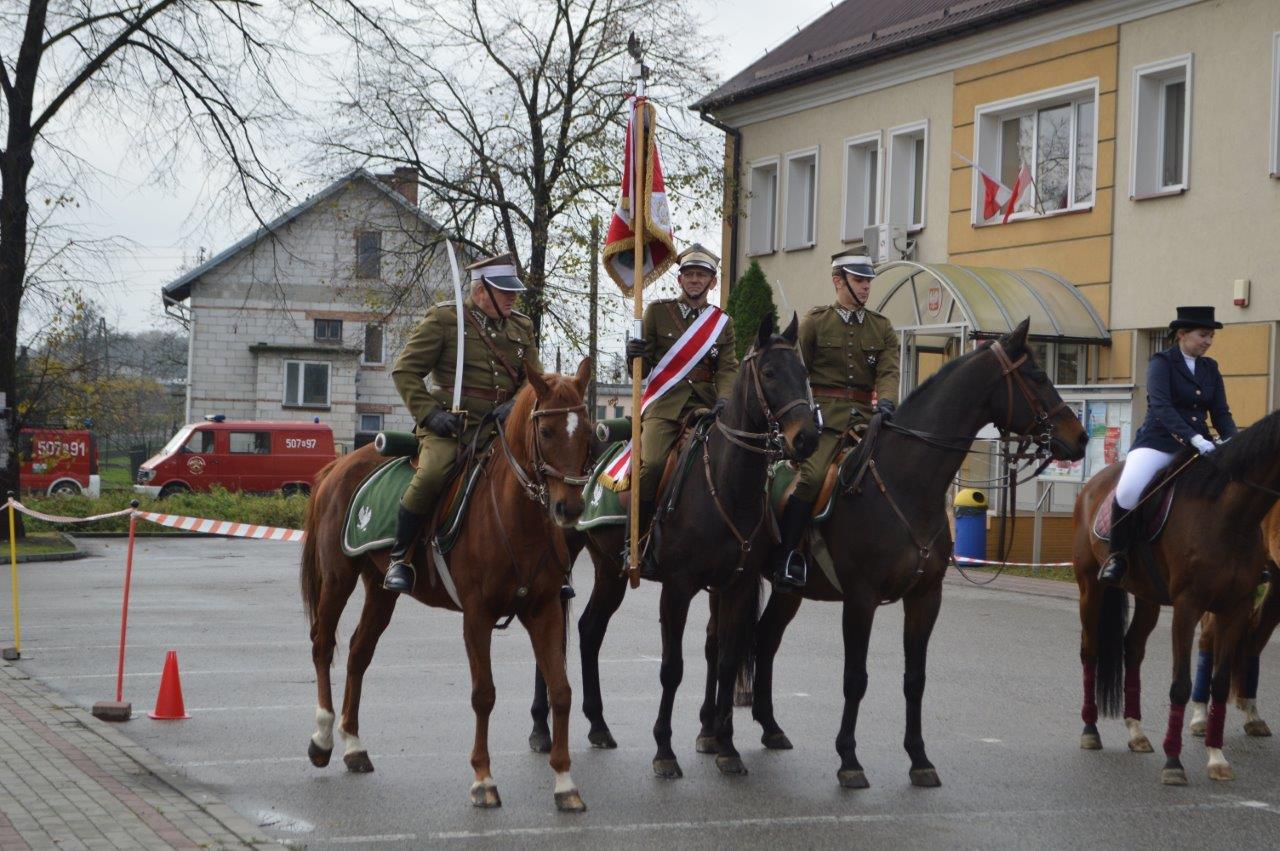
[466,252,526,292]
[677,243,720,273]
[831,252,876,279]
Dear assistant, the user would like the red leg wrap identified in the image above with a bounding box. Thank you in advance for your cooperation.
[1205,700,1227,750]
[1163,702,1186,758]
[1124,666,1141,721]
[1082,661,1098,725]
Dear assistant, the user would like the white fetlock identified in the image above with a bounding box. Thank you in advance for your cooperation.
[471,777,496,792]
[1241,698,1261,725]
[1189,701,1208,735]
[342,729,365,757]
[1124,717,1144,739]
[1206,746,1233,780]
[554,771,577,795]
[312,708,335,750]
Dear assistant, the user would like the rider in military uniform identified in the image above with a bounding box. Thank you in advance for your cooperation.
[382,253,542,594]
[624,243,739,576]
[775,252,899,589]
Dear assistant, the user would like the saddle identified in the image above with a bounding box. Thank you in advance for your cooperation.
[770,419,878,521]
[1091,481,1178,543]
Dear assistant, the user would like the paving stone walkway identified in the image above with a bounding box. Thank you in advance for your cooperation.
[0,660,281,850]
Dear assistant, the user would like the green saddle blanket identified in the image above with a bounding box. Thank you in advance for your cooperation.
[342,456,485,556]
[768,460,837,522]
[577,442,628,529]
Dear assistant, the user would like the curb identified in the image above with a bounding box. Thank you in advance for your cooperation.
[2,661,286,848]
[12,532,87,564]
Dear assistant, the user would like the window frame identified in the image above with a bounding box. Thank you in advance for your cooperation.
[745,156,780,256]
[228,431,271,454]
[358,413,384,433]
[1271,32,1280,178]
[841,132,882,243]
[971,80,1099,226]
[283,359,332,409]
[781,146,819,251]
[362,322,385,366]
[355,230,383,280]
[1129,54,1193,199]
[885,120,929,233]
[313,318,343,343]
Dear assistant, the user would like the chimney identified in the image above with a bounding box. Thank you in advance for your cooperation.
[381,167,418,206]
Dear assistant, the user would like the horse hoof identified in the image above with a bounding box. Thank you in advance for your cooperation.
[652,758,683,779]
[1128,735,1154,753]
[716,755,748,775]
[1161,767,1188,786]
[528,729,552,754]
[1189,720,1206,737]
[588,728,618,749]
[555,790,587,813]
[470,782,502,808]
[308,740,332,767]
[1080,732,1102,750]
[838,769,869,789]
[695,735,718,754]
[343,751,374,773]
[1208,763,1235,782]
[910,768,941,788]
[1244,719,1272,737]
[761,731,793,750]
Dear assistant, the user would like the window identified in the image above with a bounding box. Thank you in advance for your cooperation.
[595,405,606,420]
[1028,341,1085,384]
[1271,33,1280,176]
[783,147,818,250]
[746,158,779,255]
[1131,55,1192,198]
[973,82,1096,223]
[886,121,927,230]
[359,414,384,433]
[314,318,343,343]
[182,430,215,454]
[284,360,331,407]
[356,231,382,279]
[229,431,271,454]
[842,133,881,242]
[362,323,384,365]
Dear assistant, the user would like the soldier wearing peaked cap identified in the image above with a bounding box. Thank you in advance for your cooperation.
[382,252,542,594]
[774,251,900,590]
[623,243,739,578]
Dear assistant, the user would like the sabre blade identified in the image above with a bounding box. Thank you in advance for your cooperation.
[444,239,466,412]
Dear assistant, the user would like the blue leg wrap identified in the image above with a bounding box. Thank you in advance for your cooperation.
[1191,650,1213,703]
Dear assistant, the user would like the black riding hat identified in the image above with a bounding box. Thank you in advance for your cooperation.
[1169,305,1223,331]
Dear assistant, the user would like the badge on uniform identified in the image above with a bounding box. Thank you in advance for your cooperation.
[708,345,719,359]
[866,353,878,367]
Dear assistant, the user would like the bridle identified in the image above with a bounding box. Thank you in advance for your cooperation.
[494,398,592,507]
[715,340,816,459]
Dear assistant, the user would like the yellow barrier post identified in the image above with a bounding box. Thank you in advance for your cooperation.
[3,494,21,660]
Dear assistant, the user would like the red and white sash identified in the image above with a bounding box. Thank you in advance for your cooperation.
[602,305,729,488]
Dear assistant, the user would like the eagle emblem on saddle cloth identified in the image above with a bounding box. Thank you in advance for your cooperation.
[357,505,373,532]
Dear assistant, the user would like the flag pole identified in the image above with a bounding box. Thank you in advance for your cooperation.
[627,49,649,589]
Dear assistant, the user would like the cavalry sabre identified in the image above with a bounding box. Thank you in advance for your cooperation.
[443,238,466,414]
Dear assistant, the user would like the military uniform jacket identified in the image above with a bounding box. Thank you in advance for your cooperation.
[1131,346,1238,453]
[799,304,900,432]
[639,296,739,421]
[392,295,542,437]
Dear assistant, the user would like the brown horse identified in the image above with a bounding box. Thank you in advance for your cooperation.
[1072,408,1280,785]
[1190,505,1280,738]
[300,359,593,812]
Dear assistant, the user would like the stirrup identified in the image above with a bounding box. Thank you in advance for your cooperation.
[774,550,807,589]
[383,561,415,593]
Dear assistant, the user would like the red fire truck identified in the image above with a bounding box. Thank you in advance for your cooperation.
[19,427,101,497]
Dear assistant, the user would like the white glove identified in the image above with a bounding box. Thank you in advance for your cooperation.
[1191,434,1216,454]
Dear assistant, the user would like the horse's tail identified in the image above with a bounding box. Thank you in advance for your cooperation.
[300,461,335,630]
[1095,583,1129,718]
[733,576,765,708]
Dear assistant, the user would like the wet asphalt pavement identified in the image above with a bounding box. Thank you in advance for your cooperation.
[6,536,1280,848]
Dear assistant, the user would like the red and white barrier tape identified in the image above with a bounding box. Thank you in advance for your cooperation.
[133,511,305,542]
[6,499,134,524]
[953,554,1073,568]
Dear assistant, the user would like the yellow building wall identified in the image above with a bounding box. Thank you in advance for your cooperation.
[948,27,1122,381]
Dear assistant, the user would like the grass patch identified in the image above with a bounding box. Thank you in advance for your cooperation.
[18,487,309,535]
[956,563,1076,583]
[99,461,135,490]
[6,531,77,557]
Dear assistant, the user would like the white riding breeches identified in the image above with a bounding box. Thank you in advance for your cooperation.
[1114,447,1178,510]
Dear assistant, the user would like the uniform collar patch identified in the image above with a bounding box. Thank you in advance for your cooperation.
[836,306,865,325]
[678,302,704,320]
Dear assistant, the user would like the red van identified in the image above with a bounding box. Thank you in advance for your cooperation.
[20,428,101,497]
[135,417,336,498]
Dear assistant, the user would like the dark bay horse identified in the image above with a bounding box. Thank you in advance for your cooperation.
[733,319,1087,788]
[536,315,819,776]
[1073,408,1280,784]
[300,360,593,811]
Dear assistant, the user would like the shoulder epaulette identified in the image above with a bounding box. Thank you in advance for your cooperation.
[806,304,831,316]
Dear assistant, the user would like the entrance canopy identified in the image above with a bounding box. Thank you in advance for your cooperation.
[872,262,1109,345]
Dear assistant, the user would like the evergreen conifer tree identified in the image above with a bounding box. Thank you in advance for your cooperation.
[726,260,779,359]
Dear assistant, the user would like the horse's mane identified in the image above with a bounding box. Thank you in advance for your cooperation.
[1173,407,1280,500]
[897,339,1048,415]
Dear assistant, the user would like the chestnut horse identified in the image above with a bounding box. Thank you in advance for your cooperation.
[736,319,1088,788]
[1072,408,1280,784]
[300,360,593,812]
[1190,506,1280,738]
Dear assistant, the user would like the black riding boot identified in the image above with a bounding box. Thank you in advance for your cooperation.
[629,499,660,581]
[773,497,815,590]
[1098,498,1133,584]
[382,506,429,594]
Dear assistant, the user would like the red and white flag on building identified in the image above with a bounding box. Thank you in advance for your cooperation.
[955,152,1012,221]
[602,98,675,295]
[1003,161,1035,223]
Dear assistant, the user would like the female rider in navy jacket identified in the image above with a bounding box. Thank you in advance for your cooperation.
[1099,306,1238,582]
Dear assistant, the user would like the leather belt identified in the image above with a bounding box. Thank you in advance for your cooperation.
[812,385,873,403]
[686,368,714,383]
[460,385,511,402]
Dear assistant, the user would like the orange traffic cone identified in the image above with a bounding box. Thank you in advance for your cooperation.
[148,650,191,720]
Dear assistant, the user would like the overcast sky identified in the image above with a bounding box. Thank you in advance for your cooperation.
[65,0,833,336]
